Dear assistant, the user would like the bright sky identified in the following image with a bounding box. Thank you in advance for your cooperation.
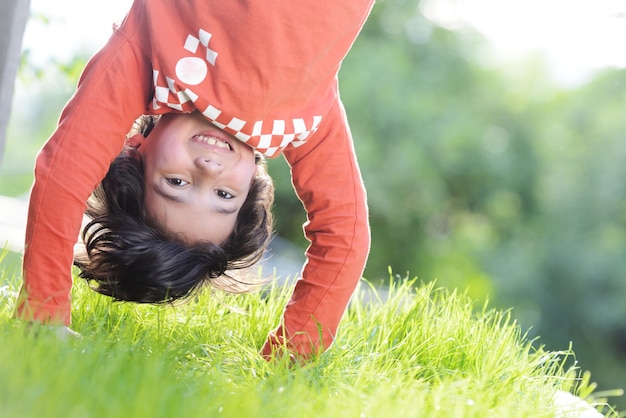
[24,0,132,65]
[22,0,626,87]
[421,0,626,85]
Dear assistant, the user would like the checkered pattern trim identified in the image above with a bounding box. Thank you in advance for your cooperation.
[149,28,322,157]
[199,102,322,157]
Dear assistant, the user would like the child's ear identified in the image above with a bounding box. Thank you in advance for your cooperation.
[126,133,145,148]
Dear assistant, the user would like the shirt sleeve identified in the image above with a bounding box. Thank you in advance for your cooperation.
[14,21,152,324]
[261,97,370,359]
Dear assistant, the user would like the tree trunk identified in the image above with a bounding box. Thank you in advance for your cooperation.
[0,0,31,163]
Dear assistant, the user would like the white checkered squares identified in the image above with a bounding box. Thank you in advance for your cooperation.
[198,29,212,47]
[155,85,170,103]
[272,120,285,135]
[184,29,218,66]
[183,88,198,102]
[202,104,222,120]
[150,28,323,157]
[257,134,273,150]
[251,120,263,137]
[194,102,323,156]
[279,134,295,148]
[226,117,246,132]
[184,35,200,54]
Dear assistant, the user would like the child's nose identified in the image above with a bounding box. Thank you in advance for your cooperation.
[195,156,223,175]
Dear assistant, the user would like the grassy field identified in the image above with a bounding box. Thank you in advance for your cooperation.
[0,253,622,418]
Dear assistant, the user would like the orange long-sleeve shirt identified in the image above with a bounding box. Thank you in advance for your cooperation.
[16,0,372,358]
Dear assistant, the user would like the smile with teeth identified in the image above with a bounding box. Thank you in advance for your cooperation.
[192,134,232,150]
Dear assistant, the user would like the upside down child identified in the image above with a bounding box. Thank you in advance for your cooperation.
[14,0,373,359]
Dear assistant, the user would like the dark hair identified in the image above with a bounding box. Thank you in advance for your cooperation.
[74,118,274,304]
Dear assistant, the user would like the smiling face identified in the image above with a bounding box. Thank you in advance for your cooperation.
[138,112,257,244]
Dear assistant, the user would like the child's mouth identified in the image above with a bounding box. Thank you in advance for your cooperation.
[191,134,232,151]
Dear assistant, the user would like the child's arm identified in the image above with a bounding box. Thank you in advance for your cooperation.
[14,13,152,324]
[261,96,370,359]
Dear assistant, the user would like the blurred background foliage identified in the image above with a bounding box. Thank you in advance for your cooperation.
[271,0,626,401]
[2,0,625,407]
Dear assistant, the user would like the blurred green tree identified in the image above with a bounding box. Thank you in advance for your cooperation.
[268,0,626,404]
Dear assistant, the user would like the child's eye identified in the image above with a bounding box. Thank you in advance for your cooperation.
[217,190,234,200]
[166,178,189,187]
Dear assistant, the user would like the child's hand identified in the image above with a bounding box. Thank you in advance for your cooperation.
[25,323,81,339]
[51,325,81,339]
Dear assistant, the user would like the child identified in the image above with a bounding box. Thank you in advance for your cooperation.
[15,0,373,359]
[74,112,275,303]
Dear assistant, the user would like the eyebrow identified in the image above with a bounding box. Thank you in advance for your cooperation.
[153,185,238,215]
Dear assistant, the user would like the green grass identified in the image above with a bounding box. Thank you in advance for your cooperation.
[0,256,623,417]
